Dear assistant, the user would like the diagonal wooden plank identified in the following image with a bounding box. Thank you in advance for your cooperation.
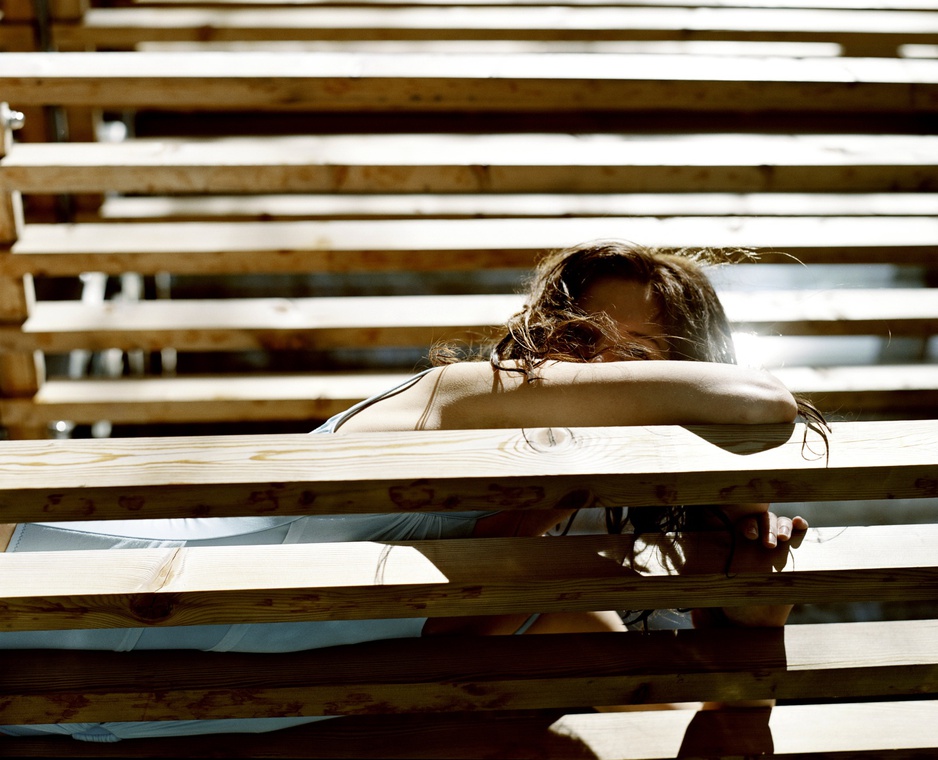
[0,420,935,521]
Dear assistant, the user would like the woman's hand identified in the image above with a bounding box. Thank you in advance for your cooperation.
[699,504,809,628]
[719,503,808,550]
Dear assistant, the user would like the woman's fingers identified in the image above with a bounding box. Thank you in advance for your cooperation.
[739,512,809,547]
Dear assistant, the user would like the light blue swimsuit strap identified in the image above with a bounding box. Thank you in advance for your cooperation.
[513,614,541,635]
[312,368,436,434]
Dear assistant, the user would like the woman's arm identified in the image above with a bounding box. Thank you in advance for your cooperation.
[335,360,798,434]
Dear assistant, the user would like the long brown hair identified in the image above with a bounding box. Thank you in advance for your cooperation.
[490,240,736,371]
[433,240,827,536]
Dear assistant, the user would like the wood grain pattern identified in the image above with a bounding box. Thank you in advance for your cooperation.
[91,191,938,222]
[0,420,934,520]
[5,216,938,276]
[1,526,937,630]
[2,52,938,112]
[1,365,937,425]
[3,702,937,758]
[51,6,938,55]
[0,620,935,723]
[5,134,937,194]
[0,288,932,354]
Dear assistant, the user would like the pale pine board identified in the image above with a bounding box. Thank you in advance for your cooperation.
[1,365,937,425]
[0,289,933,353]
[0,420,935,520]
[51,6,938,56]
[5,216,938,275]
[3,52,938,111]
[4,134,937,194]
[91,192,938,222]
[1,526,937,630]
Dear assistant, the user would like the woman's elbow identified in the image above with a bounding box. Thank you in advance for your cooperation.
[737,372,799,425]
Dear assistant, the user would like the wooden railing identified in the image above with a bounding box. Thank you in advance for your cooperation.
[1,420,936,756]
[1,48,936,435]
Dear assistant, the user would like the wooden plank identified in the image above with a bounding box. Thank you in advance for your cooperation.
[6,216,938,276]
[1,364,937,426]
[5,134,937,194]
[0,25,35,51]
[2,527,938,631]
[92,192,938,222]
[3,702,937,759]
[0,288,933,354]
[2,702,938,759]
[119,0,938,9]
[50,7,938,55]
[0,419,935,521]
[2,52,938,112]
[0,620,936,720]
[774,364,938,415]
[0,293,518,352]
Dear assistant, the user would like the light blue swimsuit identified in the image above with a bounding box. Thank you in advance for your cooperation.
[1,371,509,742]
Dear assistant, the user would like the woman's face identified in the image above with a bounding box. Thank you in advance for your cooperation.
[578,276,669,361]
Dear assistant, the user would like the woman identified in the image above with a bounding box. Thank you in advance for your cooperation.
[0,241,811,741]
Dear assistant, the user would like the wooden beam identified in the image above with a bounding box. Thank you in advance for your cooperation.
[0,288,932,354]
[92,191,938,222]
[114,0,938,9]
[49,7,938,56]
[3,701,937,759]
[0,620,935,721]
[0,420,935,521]
[5,216,938,276]
[4,134,937,194]
[2,52,938,112]
[1,364,937,426]
[1,526,938,631]
[2,701,937,758]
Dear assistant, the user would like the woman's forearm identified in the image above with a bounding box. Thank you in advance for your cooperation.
[436,360,799,431]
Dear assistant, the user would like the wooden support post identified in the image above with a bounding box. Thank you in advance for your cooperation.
[0,105,46,439]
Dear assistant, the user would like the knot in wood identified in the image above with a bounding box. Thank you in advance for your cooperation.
[129,593,176,623]
[524,427,574,453]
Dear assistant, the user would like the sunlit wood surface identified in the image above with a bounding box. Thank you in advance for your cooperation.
[3,52,938,111]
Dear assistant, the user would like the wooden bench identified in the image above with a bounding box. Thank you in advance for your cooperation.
[1,419,937,756]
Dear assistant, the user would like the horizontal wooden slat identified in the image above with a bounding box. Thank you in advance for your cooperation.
[4,701,938,759]
[2,526,937,630]
[6,216,938,275]
[0,620,936,722]
[3,701,938,759]
[51,7,938,55]
[1,365,937,426]
[5,134,937,194]
[0,289,932,353]
[0,420,935,521]
[92,191,938,222]
[2,52,938,112]
[118,0,938,9]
